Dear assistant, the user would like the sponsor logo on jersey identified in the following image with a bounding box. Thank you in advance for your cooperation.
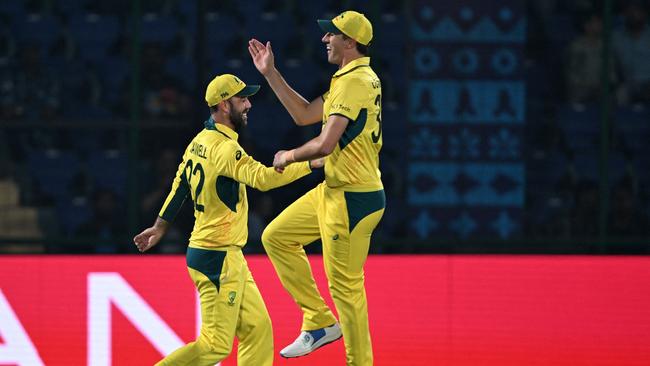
[332,104,351,112]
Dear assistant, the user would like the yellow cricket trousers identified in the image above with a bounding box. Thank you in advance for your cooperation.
[262,182,385,366]
[156,246,273,366]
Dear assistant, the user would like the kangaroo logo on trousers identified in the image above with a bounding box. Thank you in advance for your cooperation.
[228,291,237,306]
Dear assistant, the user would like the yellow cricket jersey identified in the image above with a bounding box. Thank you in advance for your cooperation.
[159,118,312,249]
[322,56,383,192]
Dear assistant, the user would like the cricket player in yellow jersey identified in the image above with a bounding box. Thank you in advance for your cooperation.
[133,74,320,366]
[248,10,384,366]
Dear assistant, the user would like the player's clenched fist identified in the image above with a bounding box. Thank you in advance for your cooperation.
[273,149,296,172]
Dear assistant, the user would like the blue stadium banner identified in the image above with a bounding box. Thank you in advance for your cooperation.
[408,0,526,240]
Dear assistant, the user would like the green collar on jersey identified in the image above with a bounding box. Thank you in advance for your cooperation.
[204,117,239,140]
[204,117,217,130]
[332,56,371,78]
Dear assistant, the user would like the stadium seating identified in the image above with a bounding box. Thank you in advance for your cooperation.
[614,107,650,155]
[246,100,294,149]
[12,14,61,52]
[571,151,627,184]
[282,59,324,96]
[2,0,645,251]
[0,205,43,247]
[204,12,238,41]
[55,0,90,17]
[243,12,295,53]
[528,150,569,187]
[0,0,24,20]
[544,14,575,52]
[165,54,197,91]
[86,150,127,197]
[56,197,92,237]
[69,13,120,62]
[140,14,179,44]
[557,104,600,151]
[95,55,131,105]
[27,149,80,201]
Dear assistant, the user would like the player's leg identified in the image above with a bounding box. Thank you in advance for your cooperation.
[235,257,273,366]
[321,188,385,366]
[262,182,337,330]
[156,247,244,366]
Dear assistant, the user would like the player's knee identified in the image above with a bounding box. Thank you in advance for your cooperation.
[238,314,272,353]
[261,225,278,248]
[328,273,363,299]
[254,315,273,340]
[245,311,272,335]
[196,333,233,358]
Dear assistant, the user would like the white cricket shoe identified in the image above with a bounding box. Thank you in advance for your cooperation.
[280,323,342,358]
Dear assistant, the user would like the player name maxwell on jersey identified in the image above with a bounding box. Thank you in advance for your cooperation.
[190,142,208,159]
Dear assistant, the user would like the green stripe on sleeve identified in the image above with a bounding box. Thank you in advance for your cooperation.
[338,108,367,151]
[160,177,190,222]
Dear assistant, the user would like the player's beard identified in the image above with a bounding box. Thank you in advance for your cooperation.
[228,101,248,132]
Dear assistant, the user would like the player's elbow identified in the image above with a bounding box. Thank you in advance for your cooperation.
[254,180,273,192]
[293,116,305,126]
[293,115,311,126]
[257,184,271,192]
[318,141,336,156]
[293,111,320,126]
[248,176,272,192]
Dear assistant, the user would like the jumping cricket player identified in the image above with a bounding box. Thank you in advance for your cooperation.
[248,10,385,366]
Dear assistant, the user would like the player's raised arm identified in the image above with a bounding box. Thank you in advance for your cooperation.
[248,38,323,126]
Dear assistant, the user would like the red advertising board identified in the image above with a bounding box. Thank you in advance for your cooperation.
[0,255,649,365]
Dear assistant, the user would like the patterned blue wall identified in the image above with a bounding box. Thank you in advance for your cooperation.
[409,1,525,239]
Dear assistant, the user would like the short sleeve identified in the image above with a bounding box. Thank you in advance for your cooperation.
[327,76,367,121]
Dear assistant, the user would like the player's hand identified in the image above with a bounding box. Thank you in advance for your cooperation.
[273,150,291,172]
[248,39,275,76]
[133,227,163,253]
[309,157,325,169]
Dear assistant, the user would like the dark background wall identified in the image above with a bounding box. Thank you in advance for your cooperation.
[0,0,648,254]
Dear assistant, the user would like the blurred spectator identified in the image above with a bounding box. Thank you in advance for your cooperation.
[1,44,74,159]
[613,0,650,105]
[77,189,126,253]
[565,12,616,104]
[141,43,190,118]
[140,148,178,219]
[140,148,189,253]
[2,45,60,119]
